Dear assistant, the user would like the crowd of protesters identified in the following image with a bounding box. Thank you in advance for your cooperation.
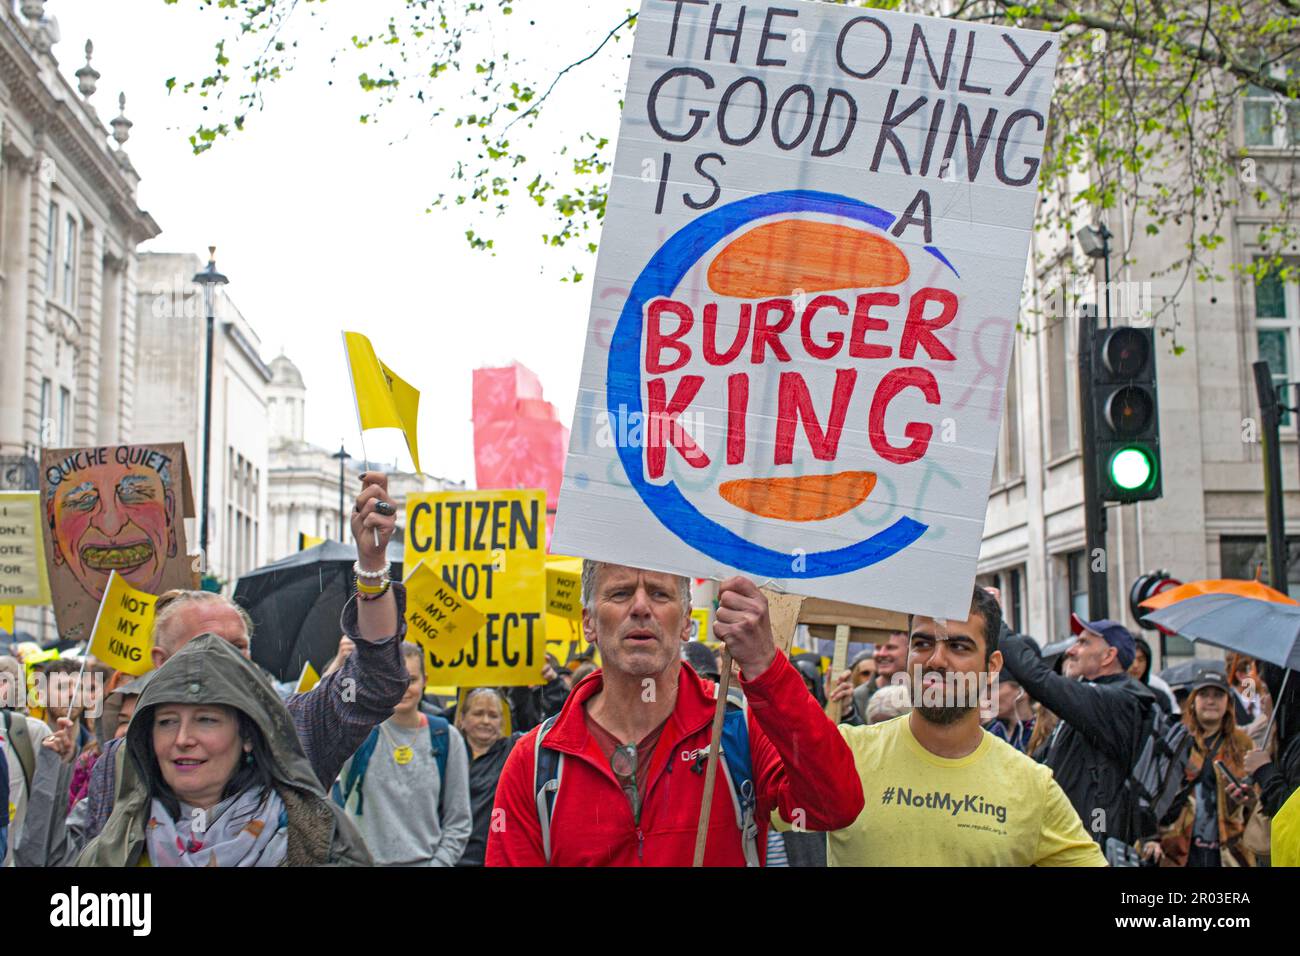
[2,471,1298,867]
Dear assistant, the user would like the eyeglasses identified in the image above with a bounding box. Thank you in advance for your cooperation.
[610,742,640,826]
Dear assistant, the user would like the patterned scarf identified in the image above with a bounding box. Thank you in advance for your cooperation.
[146,788,288,867]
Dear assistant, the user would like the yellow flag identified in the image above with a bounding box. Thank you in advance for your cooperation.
[0,605,13,634]
[88,571,156,676]
[403,560,485,670]
[298,532,326,551]
[342,331,421,472]
[545,555,583,621]
[295,660,320,693]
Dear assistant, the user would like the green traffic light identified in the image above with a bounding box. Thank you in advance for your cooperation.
[1110,447,1154,491]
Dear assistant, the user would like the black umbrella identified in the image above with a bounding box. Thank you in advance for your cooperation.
[1157,657,1225,690]
[233,540,403,682]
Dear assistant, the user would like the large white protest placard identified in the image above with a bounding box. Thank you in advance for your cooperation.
[552,0,1059,620]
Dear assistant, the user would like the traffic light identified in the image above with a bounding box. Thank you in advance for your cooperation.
[1129,569,1182,629]
[1090,326,1162,502]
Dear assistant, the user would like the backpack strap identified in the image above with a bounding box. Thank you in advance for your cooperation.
[2,711,34,793]
[335,726,381,816]
[717,696,760,867]
[427,715,450,813]
[533,714,564,865]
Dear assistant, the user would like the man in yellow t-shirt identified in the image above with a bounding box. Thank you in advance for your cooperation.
[1274,783,1300,867]
[825,587,1105,867]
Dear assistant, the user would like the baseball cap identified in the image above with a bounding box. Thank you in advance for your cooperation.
[1188,670,1231,695]
[1069,613,1136,671]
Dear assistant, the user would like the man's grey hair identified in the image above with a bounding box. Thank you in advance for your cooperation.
[152,589,253,653]
[581,560,691,614]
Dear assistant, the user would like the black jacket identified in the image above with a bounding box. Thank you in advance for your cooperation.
[1000,633,1159,845]
[458,732,522,867]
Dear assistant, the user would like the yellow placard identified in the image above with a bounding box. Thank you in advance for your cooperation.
[343,331,421,472]
[87,571,156,676]
[403,559,487,669]
[295,661,320,693]
[545,555,583,620]
[545,613,584,665]
[298,532,326,551]
[0,605,13,634]
[0,491,51,605]
[690,607,710,642]
[405,489,547,686]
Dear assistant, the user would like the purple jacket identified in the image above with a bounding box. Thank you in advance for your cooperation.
[82,585,409,842]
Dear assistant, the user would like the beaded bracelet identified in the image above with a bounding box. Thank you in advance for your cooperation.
[353,560,390,581]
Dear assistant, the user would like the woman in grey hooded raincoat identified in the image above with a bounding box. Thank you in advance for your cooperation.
[77,634,370,867]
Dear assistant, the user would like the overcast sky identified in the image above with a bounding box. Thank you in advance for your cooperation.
[54,0,630,483]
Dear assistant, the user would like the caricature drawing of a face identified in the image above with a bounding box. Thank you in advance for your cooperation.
[48,456,176,601]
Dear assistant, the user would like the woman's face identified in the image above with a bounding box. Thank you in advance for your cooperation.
[462,694,504,750]
[114,695,138,740]
[395,657,424,714]
[152,703,248,810]
[1193,687,1228,728]
[1128,648,1148,679]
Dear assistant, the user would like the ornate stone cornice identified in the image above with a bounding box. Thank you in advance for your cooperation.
[0,17,159,244]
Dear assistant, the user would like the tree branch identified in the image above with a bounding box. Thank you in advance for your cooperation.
[501,12,636,136]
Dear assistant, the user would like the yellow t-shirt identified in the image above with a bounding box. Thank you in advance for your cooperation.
[1273,784,1300,867]
[828,715,1106,866]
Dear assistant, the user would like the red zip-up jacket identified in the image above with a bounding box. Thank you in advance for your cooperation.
[485,653,864,866]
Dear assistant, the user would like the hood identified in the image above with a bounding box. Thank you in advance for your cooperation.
[100,672,153,743]
[125,633,324,801]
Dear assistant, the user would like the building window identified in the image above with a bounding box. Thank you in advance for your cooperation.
[1066,549,1089,625]
[1254,257,1299,426]
[44,201,57,298]
[1046,313,1074,458]
[1244,78,1300,148]
[62,214,77,308]
[38,378,52,446]
[58,386,72,446]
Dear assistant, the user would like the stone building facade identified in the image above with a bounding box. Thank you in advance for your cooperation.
[0,1,158,638]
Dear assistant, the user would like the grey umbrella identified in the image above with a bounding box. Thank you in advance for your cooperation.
[1145,593,1298,744]
[1143,593,1300,670]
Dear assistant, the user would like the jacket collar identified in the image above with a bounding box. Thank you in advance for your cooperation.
[542,661,719,757]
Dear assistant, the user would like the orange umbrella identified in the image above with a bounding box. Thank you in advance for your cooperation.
[1139,578,1298,612]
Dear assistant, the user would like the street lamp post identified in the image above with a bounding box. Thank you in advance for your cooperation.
[1075,222,1113,618]
[331,443,351,541]
[192,247,228,572]
[1076,222,1113,328]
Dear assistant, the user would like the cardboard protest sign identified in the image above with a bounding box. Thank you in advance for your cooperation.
[403,559,486,675]
[552,1,1059,620]
[88,571,156,676]
[690,607,711,642]
[0,491,51,605]
[405,489,547,685]
[40,444,195,642]
[545,555,583,620]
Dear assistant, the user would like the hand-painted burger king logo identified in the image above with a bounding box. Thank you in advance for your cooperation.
[609,189,962,579]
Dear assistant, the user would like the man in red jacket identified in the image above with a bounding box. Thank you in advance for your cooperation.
[486,563,864,866]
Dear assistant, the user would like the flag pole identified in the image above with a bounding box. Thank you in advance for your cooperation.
[341,332,380,550]
[693,648,732,867]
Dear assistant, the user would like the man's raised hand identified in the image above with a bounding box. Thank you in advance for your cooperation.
[713,576,777,681]
[352,472,396,569]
